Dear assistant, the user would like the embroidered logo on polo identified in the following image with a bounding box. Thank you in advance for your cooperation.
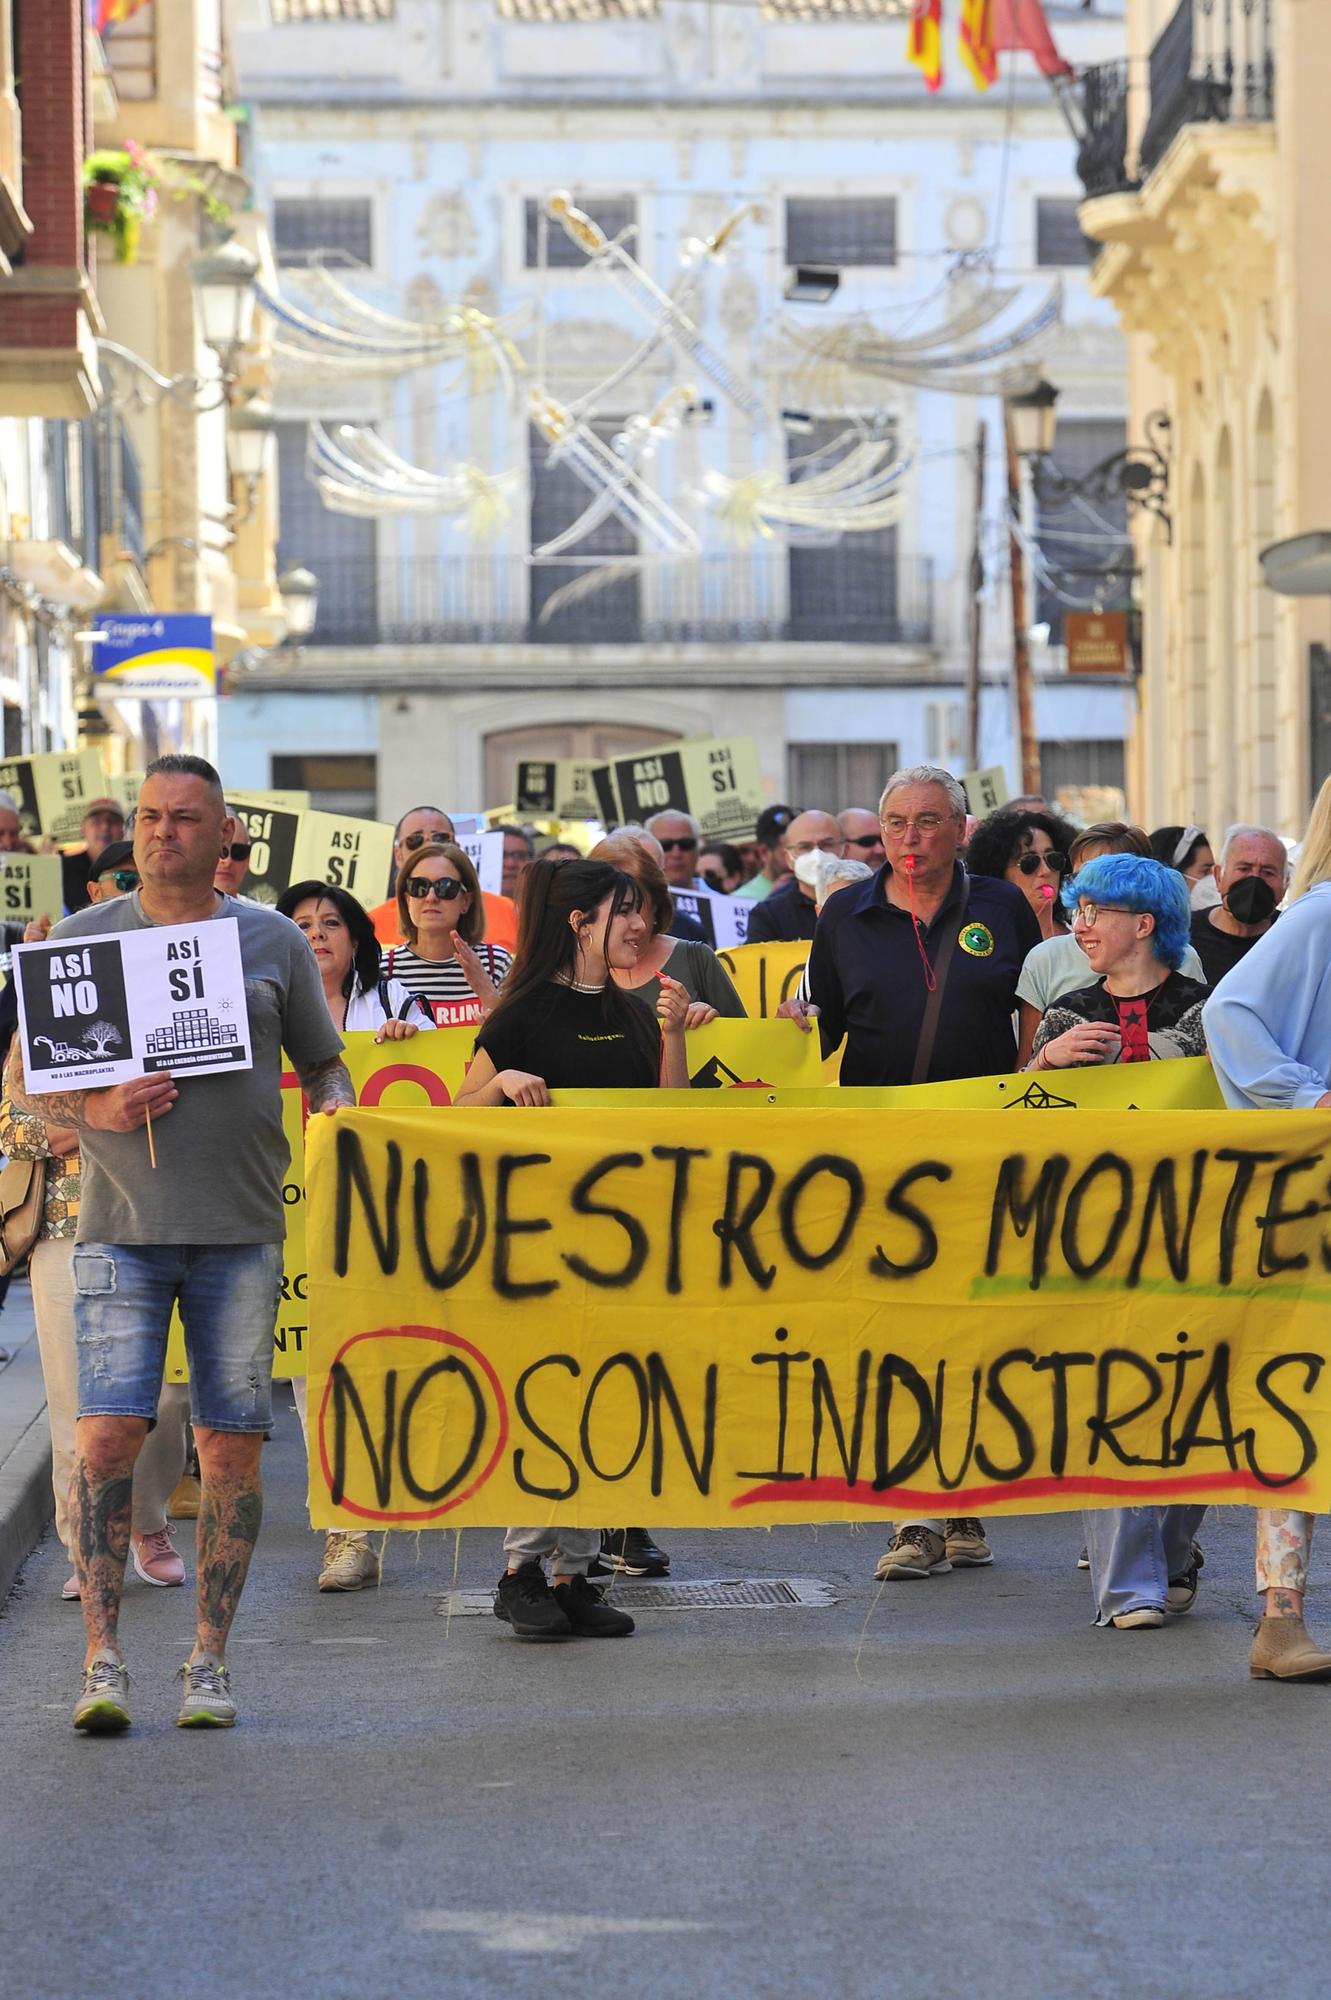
[958,921,995,958]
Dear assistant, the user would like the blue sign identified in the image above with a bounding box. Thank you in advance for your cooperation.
[91,614,216,701]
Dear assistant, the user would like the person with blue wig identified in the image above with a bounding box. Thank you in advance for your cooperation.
[1028,852,1210,1632]
[1028,854,1206,1071]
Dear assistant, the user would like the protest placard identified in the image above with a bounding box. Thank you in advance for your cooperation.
[0,750,107,844]
[226,801,302,905]
[0,854,64,927]
[455,829,505,896]
[291,811,395,906]
[595,736,765,841]
[13,921,251,1091]
[106,772,144,818]
[715,940,810,1017]
[961,765,1010,815]
[515,759,603,821]
[670,885,752,949]
[229,788,311,815]
[307,1099,1331,1527]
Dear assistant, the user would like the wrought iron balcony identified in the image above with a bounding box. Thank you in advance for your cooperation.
[302,552,936,651]
[1076,61,1137,200]
[1139,0,1275,178]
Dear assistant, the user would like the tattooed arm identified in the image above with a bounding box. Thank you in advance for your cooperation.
[296,1051,355,1117]
[1,1040,176,1132]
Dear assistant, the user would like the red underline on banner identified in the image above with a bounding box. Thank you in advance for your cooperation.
[730,1471,1312,1510]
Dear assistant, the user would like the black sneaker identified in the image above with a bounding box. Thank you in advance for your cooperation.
[601,1528,670,1577]
[553,1574,635,1637]
[493,1561,572,1639]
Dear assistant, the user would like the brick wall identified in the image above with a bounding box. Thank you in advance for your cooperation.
[9,0,90,350]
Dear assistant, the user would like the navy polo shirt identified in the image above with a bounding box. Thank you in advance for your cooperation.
[745,877,818,944]
[807,863,1042,1085]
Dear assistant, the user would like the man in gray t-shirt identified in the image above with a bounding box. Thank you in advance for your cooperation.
[6,754,353,1735]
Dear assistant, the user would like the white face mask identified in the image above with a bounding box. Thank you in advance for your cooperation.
[1189,873,1221,913]
[794,849,822,889]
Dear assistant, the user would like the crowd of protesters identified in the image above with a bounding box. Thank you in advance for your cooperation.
[9,753,1331,1735]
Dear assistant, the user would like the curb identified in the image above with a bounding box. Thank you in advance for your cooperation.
[0,1410,53,1605]
[0,1285,55,1605]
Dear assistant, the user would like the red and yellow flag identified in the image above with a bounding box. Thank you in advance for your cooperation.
[94,0,153,33]
[907,0,944,93]
[959,0,998,88]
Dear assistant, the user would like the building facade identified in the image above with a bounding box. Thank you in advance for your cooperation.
[1077,0,1330,838]
[225,0,1132,820]
[0,0,286,776]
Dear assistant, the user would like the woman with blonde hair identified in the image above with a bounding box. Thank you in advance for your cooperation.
[385,840,511,1026]
[1204,776,1331,1681]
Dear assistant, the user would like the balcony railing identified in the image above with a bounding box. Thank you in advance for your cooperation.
[1139,0,1275,178]
[1076,61,1136,199]
[303,553,935,651]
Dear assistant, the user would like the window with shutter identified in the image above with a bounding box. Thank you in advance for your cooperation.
[784,197,897,269]
[277,421,378,644]
[787,420,899,641]
[274,197,373,267]
[788,744,899,808]
[528,418,640,642]
[524,196,636,269]
[1035,198,1094,268]
[1034,417,1131,643]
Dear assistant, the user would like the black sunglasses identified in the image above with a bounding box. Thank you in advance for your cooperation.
[845,833,884,850]
[1016,850,1068,876]
[405,876,466,902]
[220,842,252,862]
[659,836,698,853]
[403,828,453,851]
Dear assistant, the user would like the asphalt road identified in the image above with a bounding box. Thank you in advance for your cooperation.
[3,1389,1330,2000]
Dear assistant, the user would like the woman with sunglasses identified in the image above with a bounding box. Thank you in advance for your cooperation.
[386,841,510,1027]
[457,857,689,1641]
[965,807,1077,944]
[1027,854,1209,1634]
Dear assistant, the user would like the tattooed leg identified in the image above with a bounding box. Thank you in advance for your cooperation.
[71,1415,148,1669]
[192,1429,264,1662]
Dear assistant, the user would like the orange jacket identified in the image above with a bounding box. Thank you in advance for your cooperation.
[368,890,518,952]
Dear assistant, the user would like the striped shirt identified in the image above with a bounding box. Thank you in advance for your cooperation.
[383,942,511,1027]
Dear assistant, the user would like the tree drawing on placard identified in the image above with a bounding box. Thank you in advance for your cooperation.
[82,1021,124,1059]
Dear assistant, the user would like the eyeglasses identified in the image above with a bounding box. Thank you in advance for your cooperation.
[788,837,844,856]
[1016,850,1068,877]
[402,828,453,852]
[111,871,140,892]
[844,834,884,851]
[1072,903,1136,928]
[405,875,466,902]
[220,842,252,863]
[659,837,698,853]
[882,814,948,837]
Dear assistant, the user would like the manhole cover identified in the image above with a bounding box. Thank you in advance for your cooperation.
[436,1577,836,1618]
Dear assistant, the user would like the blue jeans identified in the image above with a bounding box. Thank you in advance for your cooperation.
[1084,1504,1208,1626]
[72,1242,283,1434]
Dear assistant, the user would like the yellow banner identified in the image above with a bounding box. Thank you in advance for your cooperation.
[715,940,808,1019]
[306,1100,1331,1527]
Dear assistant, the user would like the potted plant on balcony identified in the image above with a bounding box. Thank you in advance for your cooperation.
[82,143,160,265]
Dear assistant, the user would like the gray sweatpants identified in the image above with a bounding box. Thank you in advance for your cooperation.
[503,1526,600,1576]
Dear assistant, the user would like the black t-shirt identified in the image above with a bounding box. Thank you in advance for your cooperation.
[475,982,658,1092]
[1189,909,1271,990]
[1033,969,1209,1064]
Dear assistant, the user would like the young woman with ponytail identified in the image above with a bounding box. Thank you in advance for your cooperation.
[456,858,689,1639]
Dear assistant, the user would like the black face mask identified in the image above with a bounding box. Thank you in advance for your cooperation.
[1224,876,1277,925]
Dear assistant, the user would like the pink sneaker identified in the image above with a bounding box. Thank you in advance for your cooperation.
[132,1528,186,1588]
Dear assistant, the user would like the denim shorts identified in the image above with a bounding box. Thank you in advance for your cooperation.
[72,1242,283,1434]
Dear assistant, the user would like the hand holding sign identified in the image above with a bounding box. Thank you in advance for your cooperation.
[85,1073,178,1135]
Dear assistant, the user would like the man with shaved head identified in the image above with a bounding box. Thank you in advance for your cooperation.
[745,810,844,944]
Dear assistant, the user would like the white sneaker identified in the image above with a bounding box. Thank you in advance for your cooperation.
[318,1531,381,1592]
[1111,1606,1166,1630]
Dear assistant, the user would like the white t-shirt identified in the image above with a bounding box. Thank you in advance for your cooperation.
[1016,930,1206,1013]
[344,975,435,1033]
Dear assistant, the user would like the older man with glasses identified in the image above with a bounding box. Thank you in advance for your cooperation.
[793,763,1042,1583]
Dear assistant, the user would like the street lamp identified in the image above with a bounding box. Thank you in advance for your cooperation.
[1258,533,1331,597]
[1009,378,1174,544]
[277,564,320,640]
[227,397,275,523]
[190,239,261,371]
